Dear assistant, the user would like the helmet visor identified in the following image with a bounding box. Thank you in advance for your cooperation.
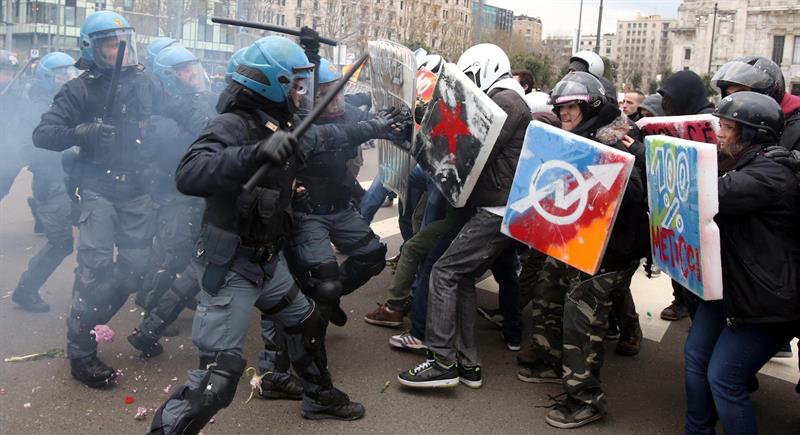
[712,61,773,91]
[90,28,139,69]
[53,65,80,88]
[318,81,345,117]
[174,61,210,93]
[550,80,592,105]
[288,65,314,116]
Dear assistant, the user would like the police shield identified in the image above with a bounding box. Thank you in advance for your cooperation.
[636,114,720,144]
[645,135,722,300]
[367,40,417,203]
[417,62,507,208]
[501,121,634,275]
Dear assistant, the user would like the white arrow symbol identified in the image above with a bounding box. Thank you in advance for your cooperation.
[509,161,625,225]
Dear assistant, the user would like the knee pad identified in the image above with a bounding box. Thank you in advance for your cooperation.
[287,303,327,357]
[340,244,387,294]
[196,352,246,410]
[306,263,342,303]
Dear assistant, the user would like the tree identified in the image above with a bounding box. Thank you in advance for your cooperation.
[510,53,554,90]
[631,71,643,91]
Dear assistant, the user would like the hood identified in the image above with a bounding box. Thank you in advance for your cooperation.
[780,92,800,117]
[658,70,713,115]
[488,77,526,99]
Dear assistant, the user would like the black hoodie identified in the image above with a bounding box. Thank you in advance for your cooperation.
[658,71,715,116]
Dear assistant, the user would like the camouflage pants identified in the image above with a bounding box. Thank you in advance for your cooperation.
[530,257,639,413]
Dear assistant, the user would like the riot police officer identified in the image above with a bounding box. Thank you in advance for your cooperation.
[32,11,207,388]
[12,52,80,312]
[127,44,214,357]
[147,36,408,432]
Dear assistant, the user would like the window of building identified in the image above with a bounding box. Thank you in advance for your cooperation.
[794,36,800,64]
[684,47,691,60]
[296,15,303,27]
[297,0,302,7]
[772,35,785,65]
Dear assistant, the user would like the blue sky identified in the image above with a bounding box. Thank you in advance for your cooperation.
[486,0,684,36]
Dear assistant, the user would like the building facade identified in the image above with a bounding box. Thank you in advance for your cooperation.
[472,0,512,44]
[512,15,542,53]
[670,0,800,94]
[614,14,675,92]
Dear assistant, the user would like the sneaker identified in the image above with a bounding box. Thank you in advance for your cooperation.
[11,291,50,313]
[517,362,562,384]
[544,396,603,429]
[458,365,482,388]
[389,332,427,351]
[516,342,538,366]
[615,335,642,356]
[259,372,303,401]
[302,388,365,421]
[774,343,793,358]
[501,333,521,352]
[364,303,404,327]
[70,354,117,389]
[397,353,459,388]
[476,306,504,329]
[660,300,689,321]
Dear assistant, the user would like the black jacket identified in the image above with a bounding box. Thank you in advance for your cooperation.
[716,146,800,328]
[658,70,715,116]
[468,88,532,207]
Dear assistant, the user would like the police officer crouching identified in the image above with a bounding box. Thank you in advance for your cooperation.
[147,37,367,433]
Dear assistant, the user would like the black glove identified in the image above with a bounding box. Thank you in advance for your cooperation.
[414,100,428,124]
[764,145,800,174]
[73,121,116,149]
[255,130,298,164]
[299,26,321,63]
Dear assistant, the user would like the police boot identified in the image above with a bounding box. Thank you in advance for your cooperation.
[302,387,365,421]
[127,316,165,358]
[12,282,50,313]
[258,372,303,400]
[70,354,117,388]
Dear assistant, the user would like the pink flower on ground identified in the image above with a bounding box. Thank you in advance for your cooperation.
[91,325,115,343]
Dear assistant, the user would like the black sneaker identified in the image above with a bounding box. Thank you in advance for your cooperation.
[544,396,603,429]
[12,291,50,313]
[517,362,562,384]
[70,354,117,389]
[259,372,303,401]
[302,388,365,421]
[458,365,482,389]
[398,353,459,388]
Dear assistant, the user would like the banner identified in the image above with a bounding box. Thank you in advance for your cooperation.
[645,135,722,300]
[636,114,720,144]
[502,121,634,275]
[417,62,507,207]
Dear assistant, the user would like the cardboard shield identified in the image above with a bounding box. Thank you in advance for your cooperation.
[645,135,722,300]
[367,40,417,202]
[417,62,507,207]
[501,121,635,275]
[636,114,720,144]
[416,67,438,104]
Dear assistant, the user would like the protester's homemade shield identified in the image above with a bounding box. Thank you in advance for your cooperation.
[645,135,722,300]
[637,114,720,144]
[417,62,507,207]
[367,40,416,203]
[501,121,634,275]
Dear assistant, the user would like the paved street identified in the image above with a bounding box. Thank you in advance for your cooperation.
[0,148,798,434]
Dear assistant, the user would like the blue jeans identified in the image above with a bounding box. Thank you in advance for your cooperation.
[684,301,790,435]
[398,165,445,241]
[359,174,394,224]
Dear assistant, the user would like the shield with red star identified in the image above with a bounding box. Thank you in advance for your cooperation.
[367,40,417,204]
[417,62,507,207]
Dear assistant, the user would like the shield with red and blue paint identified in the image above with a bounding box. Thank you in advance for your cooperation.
[501,121,635,275]
[417,62,507,207]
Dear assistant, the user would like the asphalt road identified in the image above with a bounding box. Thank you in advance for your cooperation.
[1,148,798,434]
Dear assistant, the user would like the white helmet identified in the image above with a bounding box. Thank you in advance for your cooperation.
[456,43,511,92]
[525,91,553,113]
[419,54,444,75]
[569,50,605,77]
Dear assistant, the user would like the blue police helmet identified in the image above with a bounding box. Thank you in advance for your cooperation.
[225,47,248,81]
[318,58,342,85]
[34,52,78,94]
[145,37,178,70]
[232,36,313,103]
[153,45,202,93]
[79,11,139,70]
